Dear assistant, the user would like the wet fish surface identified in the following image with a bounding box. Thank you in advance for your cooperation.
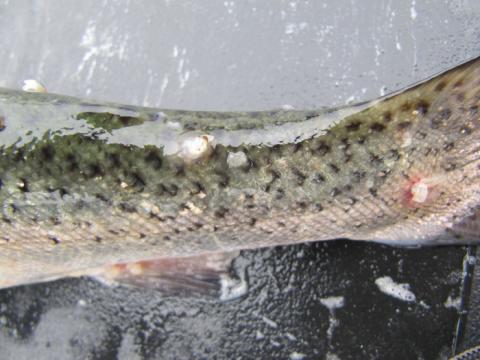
[0,57,479,292]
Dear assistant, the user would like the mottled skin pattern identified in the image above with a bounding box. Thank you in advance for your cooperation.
[0,57,479,289]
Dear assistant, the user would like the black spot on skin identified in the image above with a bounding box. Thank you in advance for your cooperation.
[292,142,304,153]
[174,165,185,177]
[163,235,171,241]
[85,163,104,178]
[215,171,230,188]
[107,153,121,168]
[346,121,361,132]
[388,149,400,161]
[129,172,146,189]
[416,100,430,115]
[340,138,350,151]
[329,163,340,174]
[347,196,357,205]
[331,187,341,197]
[95,193,110,202]
[315,141,331,156]
[469,105,478,117]
[174,228,181,234]
[158,184,178,196]
[65,153,79,172]
[369,153,382,166]
[397,121,412,130]
[454,79,464,88]
[2,217,11,224]
[434,81,447,92]
[118,202,136,213]
[291,168,307,186]
[189,181,205,196]
[18,178,29,192]
[109,229,120,235]
[369,188,378,197]
[249,218,257,226]
[344,184,353,192]
[275,188,285,200]
[443,142,455,152]
[383,112,392,123]
[400,102,413,112]
[370,122,386,132]
[312,173,325,183]
[194,222,203,229]
[58,188,69,197]
[243,157,256,173]
[48,235,60,245]
[139,233,146,239]
[430,108,452,129]
[94,236,102,243]
[352,171,366,183]
[40,144,55,161]
[13,148,26,163]
[49,216,61,225]
[297,201,308,210]
[271,144,282,154]
[418,131,427,139]
[265,169,280,192]
[214,206,229,218]
[277,221,286,227]
[357,136,366,145]
[315,203,324,211]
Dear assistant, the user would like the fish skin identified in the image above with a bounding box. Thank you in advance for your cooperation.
[0,57,479,290]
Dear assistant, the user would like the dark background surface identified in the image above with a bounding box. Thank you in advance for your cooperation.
[1,1,480,359]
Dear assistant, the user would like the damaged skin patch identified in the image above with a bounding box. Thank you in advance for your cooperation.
[0,116,5,131]
[179,134,215,161]
[402,174,445,208]
[22,79,47,93]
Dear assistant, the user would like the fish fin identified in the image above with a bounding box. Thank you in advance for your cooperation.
[95,250,247,299]
[431,207,480,244]
[448,208,480,242]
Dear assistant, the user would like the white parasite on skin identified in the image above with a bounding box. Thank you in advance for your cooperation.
[179,134,215,161]
[22,79,47,93]
[411,180,429,203]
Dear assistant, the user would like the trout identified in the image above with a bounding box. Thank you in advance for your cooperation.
[0,57,479,293]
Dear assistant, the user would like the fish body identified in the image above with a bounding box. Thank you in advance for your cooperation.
[0,57,479,291]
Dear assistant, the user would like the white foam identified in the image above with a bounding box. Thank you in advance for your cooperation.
[290,352,306,360]
[444,295,461,310]
[22,79,47,93]
[261,316,278,329]
[320,296,345,311]
[219,273,248,301]
[375,276,416,302]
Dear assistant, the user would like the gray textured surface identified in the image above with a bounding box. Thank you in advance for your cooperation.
[0,1,479,359]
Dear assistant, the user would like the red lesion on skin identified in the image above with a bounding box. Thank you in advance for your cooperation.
[401,173,443,209]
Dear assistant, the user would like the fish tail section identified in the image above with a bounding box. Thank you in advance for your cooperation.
[94,250,247,300]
